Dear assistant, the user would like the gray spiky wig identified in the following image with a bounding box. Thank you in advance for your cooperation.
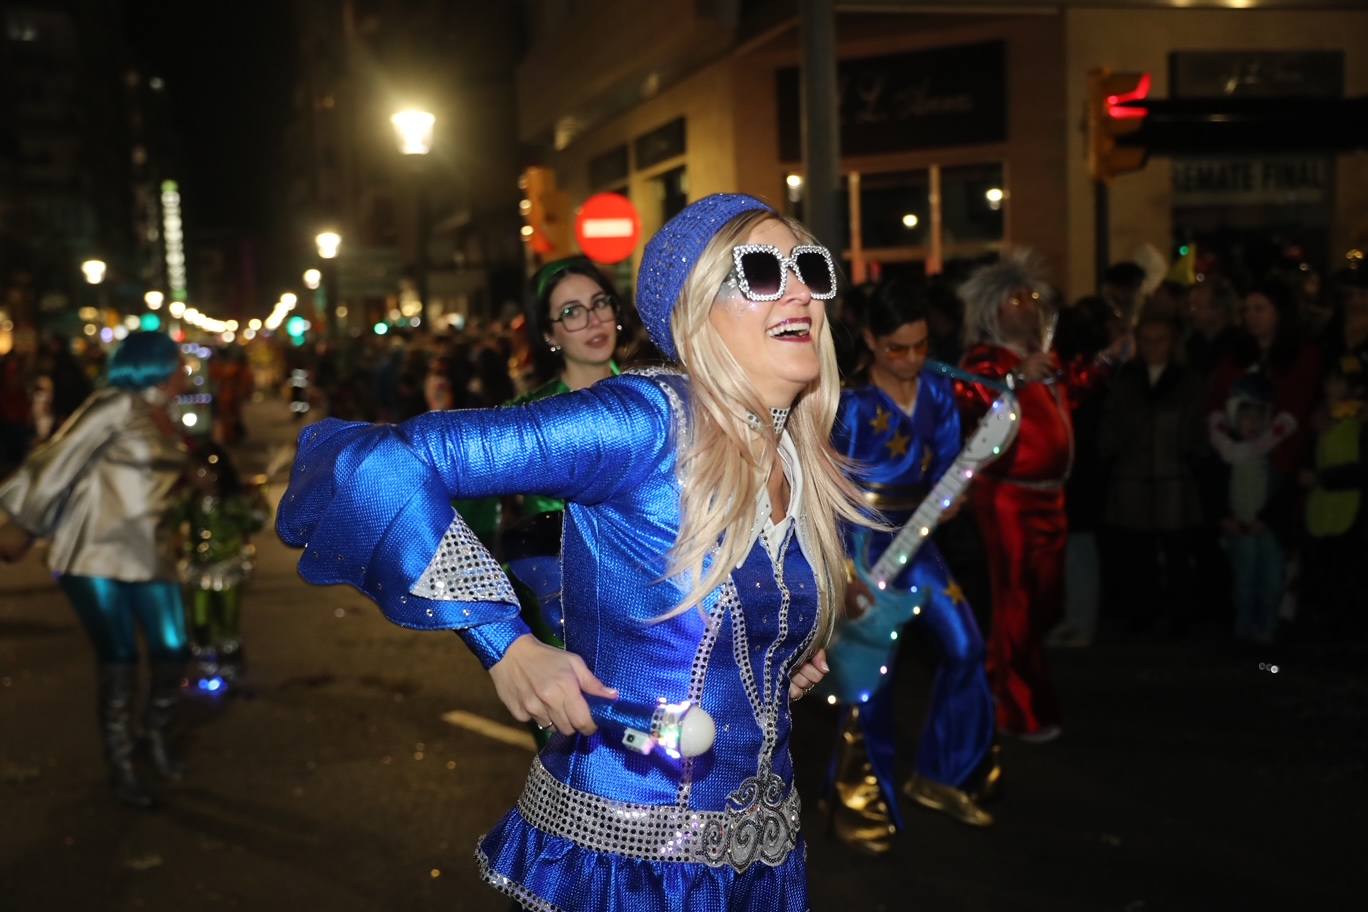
[958,248,1056,347]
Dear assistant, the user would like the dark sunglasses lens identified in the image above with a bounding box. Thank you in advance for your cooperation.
[739,251,783,297]
[795,252,834,295]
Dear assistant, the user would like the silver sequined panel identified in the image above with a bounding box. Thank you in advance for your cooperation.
[410,512,518,603]
[516,757,800,872]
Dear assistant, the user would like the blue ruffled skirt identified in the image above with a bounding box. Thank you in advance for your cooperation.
[476,807,809,911]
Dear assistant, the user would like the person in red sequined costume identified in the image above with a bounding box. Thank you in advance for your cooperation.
[952,253,1131,741]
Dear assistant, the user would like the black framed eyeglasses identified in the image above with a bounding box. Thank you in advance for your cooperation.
[550,294,616,332]
[723,244,838,302]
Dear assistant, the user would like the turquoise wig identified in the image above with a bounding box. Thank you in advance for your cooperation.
[107,331,181,390]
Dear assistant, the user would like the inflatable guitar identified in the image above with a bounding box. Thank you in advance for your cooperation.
[821,367,1021,704]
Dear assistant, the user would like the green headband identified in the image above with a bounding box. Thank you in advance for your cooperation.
[533,257,588,303]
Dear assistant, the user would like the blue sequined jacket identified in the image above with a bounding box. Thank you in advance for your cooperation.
[278,370,817,911]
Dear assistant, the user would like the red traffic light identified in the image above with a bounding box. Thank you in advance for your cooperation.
[1106,73,1152,120]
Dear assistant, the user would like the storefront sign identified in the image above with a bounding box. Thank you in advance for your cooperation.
[1172,156,1328,207]
[776,41,1005,161]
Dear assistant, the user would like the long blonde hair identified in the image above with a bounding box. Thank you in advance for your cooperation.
[665,210,867,648]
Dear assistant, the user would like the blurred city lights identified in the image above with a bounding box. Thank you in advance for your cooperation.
[391,109,436,155]
[140,313,161,331]
[373,322,389,336]
[160,180,188,298]
[122,315,141,330]
[303,268,322,290]
[985,187,1005,203]
[248,318,262,331]
[78,306,100,321]
[902,213,919,229]
[168,300,186,318]
[280,292,298,308]
[785,173,803,189]
[81,259,107,285]
[315,231,341,259]
[144,290,164,310]
[182,412,199,428]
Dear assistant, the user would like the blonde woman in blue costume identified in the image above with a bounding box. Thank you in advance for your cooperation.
[277,194,866,909]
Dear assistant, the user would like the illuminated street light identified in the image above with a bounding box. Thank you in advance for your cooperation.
[985,187,1005,203]
[315,231,341,259]
[303,268,322,290]
[391,109,436,156]
[280,292,298,309]
[81,259,107,285]
[168,300,186,318]
[901,213,920,229]
[248,318,262,331]
[785,174,804,190]
[144,290,164,310]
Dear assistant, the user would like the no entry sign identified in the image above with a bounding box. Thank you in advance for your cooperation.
[575,193,641,264]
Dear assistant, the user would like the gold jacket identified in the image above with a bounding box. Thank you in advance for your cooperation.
[0,387,187,581]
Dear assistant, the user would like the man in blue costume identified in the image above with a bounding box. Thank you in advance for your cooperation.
[826,281,998,853]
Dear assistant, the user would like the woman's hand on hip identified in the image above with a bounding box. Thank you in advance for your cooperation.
[489,634,617,736]
[789,648,830,701]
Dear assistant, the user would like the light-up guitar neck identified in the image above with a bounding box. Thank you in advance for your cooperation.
[866,386,1020,592]
[819,366,1019,705]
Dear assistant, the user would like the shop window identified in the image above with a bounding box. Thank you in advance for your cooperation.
[941,163,1004,245]
[859,170,929,251]
[653,166,688,223]
[635,118,686,170]
[589,145,629,190]
[783,174,851,253]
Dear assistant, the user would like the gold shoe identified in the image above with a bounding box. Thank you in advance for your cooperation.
[972,743,1004,804]
[903,775,995,827]
[829,710,896,854]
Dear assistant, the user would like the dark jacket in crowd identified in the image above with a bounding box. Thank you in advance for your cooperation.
[1100,360,1206,531]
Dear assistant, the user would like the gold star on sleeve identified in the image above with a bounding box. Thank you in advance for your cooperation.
[944,580,966,605]
[886,431,910,458]
[869,407,891,433]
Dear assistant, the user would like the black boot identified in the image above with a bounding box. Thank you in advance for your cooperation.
[144,662,186,781]
[97,665,155,808]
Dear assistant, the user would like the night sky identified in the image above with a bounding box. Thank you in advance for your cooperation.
[121,1,295,252]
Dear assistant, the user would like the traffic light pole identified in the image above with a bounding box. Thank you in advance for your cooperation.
[799,0,840,253]
[1093,179,1109,291]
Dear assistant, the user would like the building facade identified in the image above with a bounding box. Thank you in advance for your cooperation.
[517,0,1368,303]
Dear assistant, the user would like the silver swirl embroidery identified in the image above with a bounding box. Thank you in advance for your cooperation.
[699,767,801,871]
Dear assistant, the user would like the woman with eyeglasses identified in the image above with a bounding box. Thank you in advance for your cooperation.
[277,194,866,910]
[474,258,623,711]
[823,280,998,853]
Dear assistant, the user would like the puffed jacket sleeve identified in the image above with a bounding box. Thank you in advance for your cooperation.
[0,388,128,536]
[276,374,675,668]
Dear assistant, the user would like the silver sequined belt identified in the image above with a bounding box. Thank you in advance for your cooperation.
[515,758,802,872]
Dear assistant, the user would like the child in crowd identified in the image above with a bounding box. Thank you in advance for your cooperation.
[1209,374,1297,644]
[176,443,269,687]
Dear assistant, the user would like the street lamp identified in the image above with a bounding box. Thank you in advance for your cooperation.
[144,290,164,310]
[81,259,107,285]
[314,231,342,338]
[391,108,434,318]
[303,268,321,290]
[390,109,435,155]
[315,231,341,259]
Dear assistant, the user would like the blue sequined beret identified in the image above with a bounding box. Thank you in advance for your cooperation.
[635,193,774,360]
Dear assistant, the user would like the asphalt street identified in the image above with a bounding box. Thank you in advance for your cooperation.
[1,397,1361,911]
